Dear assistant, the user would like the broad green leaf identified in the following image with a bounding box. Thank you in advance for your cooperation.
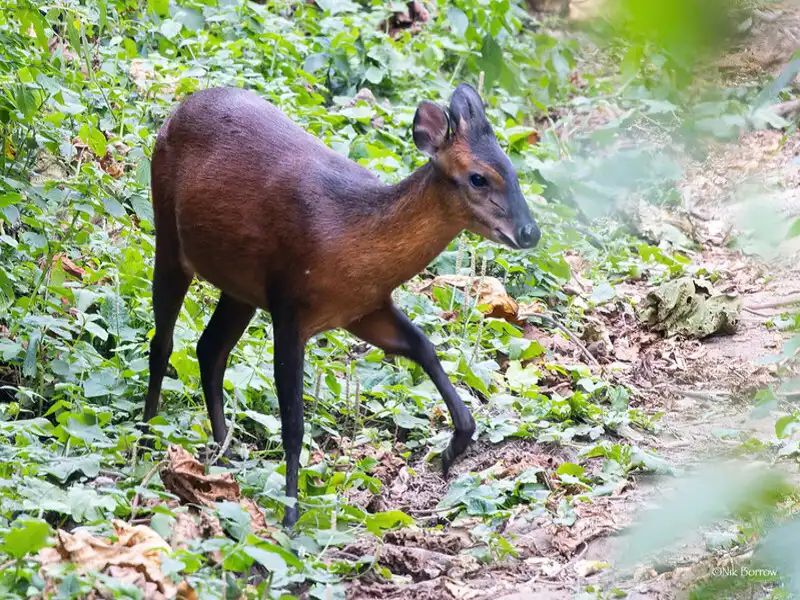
[447,7,468,37]
[776,415,797,439]
[0,518,52,559]
[148,0,169,17]
[244,545,287,574]
[787,218,800,239]
[364,510,413,534]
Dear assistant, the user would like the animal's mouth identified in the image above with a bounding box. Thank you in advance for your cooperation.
[494,229,521,250]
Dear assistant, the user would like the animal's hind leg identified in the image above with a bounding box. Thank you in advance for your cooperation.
[196,293,255,446]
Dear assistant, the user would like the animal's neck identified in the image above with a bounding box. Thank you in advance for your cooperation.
[356,162,468,286]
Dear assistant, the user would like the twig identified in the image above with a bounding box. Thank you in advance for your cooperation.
[129,459,165,522]
[477,71,485,95]
[0,559,16,571]
[534,313,602,371]
[544,541,591,580]
[743,306,772,318]
[746,294,800,311]
[664,385,730,402]
[405,505,456,516]
[209,390,239,467]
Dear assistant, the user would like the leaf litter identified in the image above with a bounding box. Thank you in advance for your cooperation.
[159,445,274,537]
[38,520,195,600]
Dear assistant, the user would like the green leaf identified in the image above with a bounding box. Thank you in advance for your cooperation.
[131,194,154,224]
[313,529,356,546]
[0,192,22,208]
[556,463,584,478]
[787,218,800,239]
[478,34,504,90]
[776,415,796,439]
[42,455,102,482]
[63,418,110,444]
[244,411,281,434]
[172,6,204,30]
[79,123,108,156]
[160,19,182,38]
[505,361,539,390]
[364,66,384,84]
[447,7,468,37]
[0,517,52,559]
[304,53,327,73]
[620,45,643,80]
[244,545,287,574]
[589,282,617,304]
[148,0,169,17]
[22,331,40,378]
[217,501,251,541]
[364,510,413,534]
[339,105,373,121]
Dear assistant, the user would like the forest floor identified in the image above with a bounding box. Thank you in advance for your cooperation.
[345,5,800,600]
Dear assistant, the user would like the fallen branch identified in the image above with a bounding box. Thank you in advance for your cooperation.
[742,306,772,318]
[129,459,165,522]
[534,313,603,371]
[746,294,800,312]
[674,388,730,402]
[208,390,239,467]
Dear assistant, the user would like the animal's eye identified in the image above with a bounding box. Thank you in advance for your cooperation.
[469,173,488,188]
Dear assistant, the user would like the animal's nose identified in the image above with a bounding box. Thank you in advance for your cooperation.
[517,222,541,248]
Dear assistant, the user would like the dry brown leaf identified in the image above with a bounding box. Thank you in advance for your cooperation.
[38,520,187,600]
[99,153,124,178]
[53,253,86,279]
[160,445,272,535]
[379,0,430,38]
[130,59,155,91]
[421,275,520,322]
[546,500,619,557]
[169,511,225,564]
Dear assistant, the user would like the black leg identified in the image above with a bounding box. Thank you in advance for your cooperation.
[196,293,256,446]
[143,245,192,427]
[271,301,306,528]
[347,301,476,478]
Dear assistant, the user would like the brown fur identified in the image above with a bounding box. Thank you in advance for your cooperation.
[152,88,473,341]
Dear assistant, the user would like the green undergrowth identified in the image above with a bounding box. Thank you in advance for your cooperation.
[1,0,797,598]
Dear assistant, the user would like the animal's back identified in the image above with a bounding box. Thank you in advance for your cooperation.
[151,87,377,308]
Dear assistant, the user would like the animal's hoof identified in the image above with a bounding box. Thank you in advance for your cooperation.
[283,506,299,529]
[441,450,453,480]
[440,427,475,480]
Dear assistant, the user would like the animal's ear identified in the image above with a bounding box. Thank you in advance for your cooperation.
[413,100,450,157]
[449,83,486,131]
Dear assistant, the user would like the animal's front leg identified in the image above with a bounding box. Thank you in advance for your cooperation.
[347,301,476,477]
[272,301,307,528]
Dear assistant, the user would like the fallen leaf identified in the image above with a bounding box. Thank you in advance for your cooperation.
[420,275,521,323]
[160,445,272,536]
[379,0,430,38]
[99,153,124,178]
[547,499,620,557]
[169,511,225,564]
[53,254,86,279]
[38,520,188,600]
[574,559,609,577]
[343,538,479,580]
